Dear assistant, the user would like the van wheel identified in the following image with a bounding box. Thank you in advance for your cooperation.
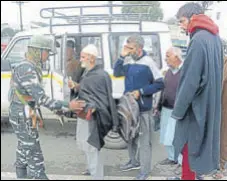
[104,130,127,149]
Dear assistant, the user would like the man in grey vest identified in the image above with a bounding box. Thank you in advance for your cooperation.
[159,47,183,167]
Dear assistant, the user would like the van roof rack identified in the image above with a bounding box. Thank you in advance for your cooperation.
[40,4,157,33]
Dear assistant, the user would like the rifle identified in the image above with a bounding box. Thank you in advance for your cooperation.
[9,61,46,129]
[15,89,45,129]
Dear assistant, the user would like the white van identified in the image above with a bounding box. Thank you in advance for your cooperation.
[1,4,172,149]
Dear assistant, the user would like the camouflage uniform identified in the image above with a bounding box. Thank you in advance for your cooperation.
[8,35,69,180]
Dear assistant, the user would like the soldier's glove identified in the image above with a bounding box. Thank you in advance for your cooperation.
[55,110,64,116]
[52,101,69,116]
[61,101,71,112]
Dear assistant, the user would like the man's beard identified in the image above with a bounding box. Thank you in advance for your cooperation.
[130,51,140,61]
[81,61,91,70]
[81,62,87,68]
[180,29,189,36]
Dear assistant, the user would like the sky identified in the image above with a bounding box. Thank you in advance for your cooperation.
[1,1,188,28]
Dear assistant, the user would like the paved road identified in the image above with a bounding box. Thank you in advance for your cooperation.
[2,119,223,180]
[1,119,170,176]
[1,172,169,180]
[1,172,224,180]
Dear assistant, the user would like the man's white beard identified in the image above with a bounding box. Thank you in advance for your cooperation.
[81,62,87,68]
[81,61,92,70]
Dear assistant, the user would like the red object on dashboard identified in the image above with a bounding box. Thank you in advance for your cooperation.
[1,43,7,51]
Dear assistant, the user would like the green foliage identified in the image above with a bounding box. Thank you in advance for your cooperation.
[1,27,16,37]
[121,1,163,21]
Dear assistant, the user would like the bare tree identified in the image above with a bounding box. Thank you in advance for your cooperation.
[197,1,221,11]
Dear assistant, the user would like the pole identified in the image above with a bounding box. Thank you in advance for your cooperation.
[11,1,28,31]
[19,1,23,31]
[108,1,113,15]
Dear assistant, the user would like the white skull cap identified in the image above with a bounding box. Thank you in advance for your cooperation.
[82,44,98,57]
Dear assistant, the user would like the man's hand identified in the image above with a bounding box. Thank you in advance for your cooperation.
[121,45,131,57]
[68,79,74,89]
[152,108,160,116]
[131,90,140,100]
[69,100,86,111]
[68,79,77,89]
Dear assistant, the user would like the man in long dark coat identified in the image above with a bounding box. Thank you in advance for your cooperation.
[168,2,224,180]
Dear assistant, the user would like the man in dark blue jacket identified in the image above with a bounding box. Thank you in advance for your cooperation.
[114,34,164,180]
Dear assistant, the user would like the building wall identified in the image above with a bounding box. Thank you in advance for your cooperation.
[206,1,227,40]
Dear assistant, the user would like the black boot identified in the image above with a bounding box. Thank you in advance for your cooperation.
[16,167,27,179]
[37,173,49,180]
[28,172,49,180]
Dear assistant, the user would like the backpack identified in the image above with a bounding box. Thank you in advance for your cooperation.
[117,93,140,143]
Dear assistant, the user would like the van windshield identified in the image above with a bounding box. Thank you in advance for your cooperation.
[1,38,30,71]
[1,35,54,71]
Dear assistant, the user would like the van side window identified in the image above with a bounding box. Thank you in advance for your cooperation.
[81,36,103,66]
[54,38,62,72]
[109,34,162,69]
[64,35,103,68]
[1,38,29,71]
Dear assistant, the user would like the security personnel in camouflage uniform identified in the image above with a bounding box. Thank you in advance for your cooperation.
[8,35,85,180]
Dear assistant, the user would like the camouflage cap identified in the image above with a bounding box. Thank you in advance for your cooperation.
[28,35,56,54]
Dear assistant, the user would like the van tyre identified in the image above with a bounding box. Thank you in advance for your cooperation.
[104,130,127,149]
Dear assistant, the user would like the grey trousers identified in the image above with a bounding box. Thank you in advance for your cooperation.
[128,111,153,175]
[9,103,46,179]
[77,118,104,180]
[84,144,104,180]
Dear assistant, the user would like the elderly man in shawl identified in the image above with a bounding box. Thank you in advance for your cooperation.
[72,44,119,180]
